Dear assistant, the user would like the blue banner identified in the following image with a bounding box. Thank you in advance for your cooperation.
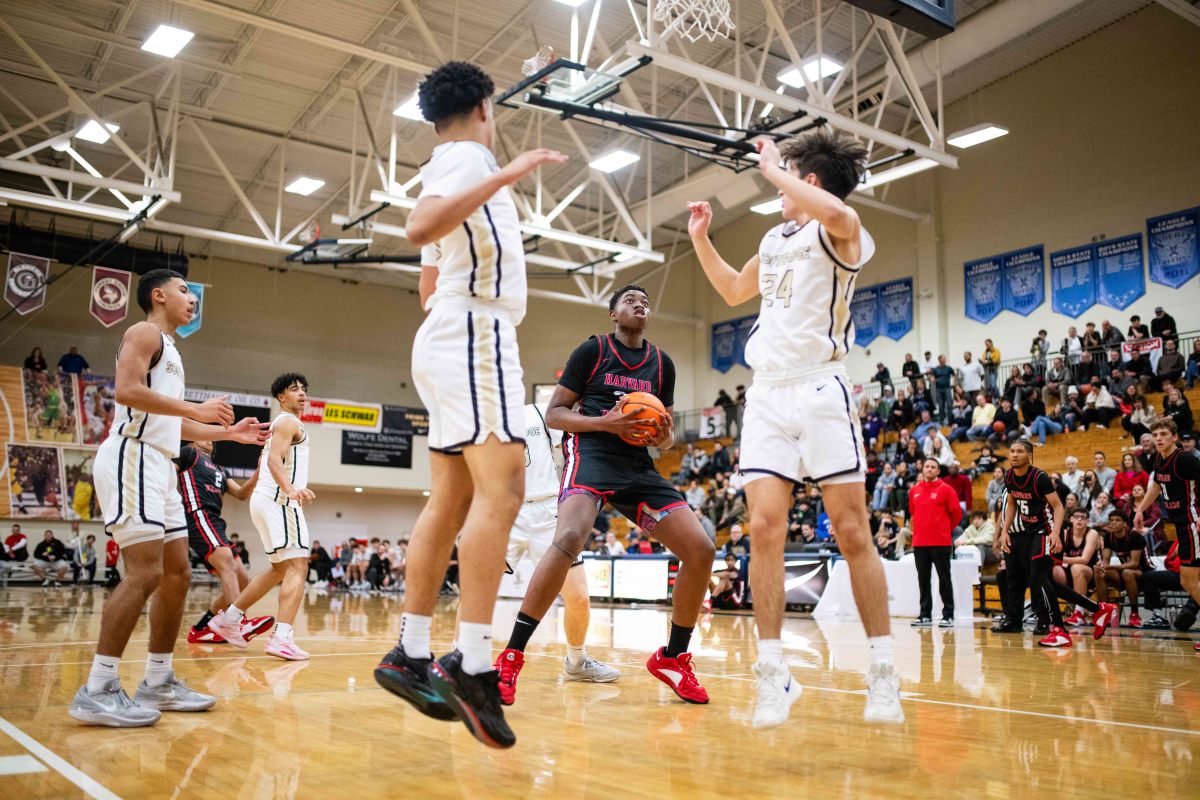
[849,285,879,346]
[878,278,913,341]
[1049,244,1096,318]
[711,318,738,373]
[1001,245,1044,316]
[1147,207,1199,289]
[177,281,204,338]
[964,256,1002,323]
[1095,234,1145,311]
[734,315,757,369]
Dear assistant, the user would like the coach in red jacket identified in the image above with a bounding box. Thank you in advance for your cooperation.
[909,458,964,626]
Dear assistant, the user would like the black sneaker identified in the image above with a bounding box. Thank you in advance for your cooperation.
[1142,614,1170,629]
[374,645,456,721]
[428,650,516,749]
[910,617,933,627]
[1032,622,1050,636]
[1174,601,1198,632]
[991,617,1022,633]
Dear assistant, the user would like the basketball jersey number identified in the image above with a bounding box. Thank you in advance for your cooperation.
[761,270,794,308]
[1158,481,1169,502]
[1016,498,1030,517]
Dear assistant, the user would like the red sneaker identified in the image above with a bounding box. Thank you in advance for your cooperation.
[1092,602,1118,640]
[646,648,709,704]
[187,626,227,644]
[495,648,524,706]
[1038,626,1073,648]
[1063,610,1085,627]
[1194,642,1199,653]
[242,615,275,642]
[1128,613,1142,629]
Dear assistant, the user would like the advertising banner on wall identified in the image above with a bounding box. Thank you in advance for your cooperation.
[301,398,383,432]
[1049,244,1097,318]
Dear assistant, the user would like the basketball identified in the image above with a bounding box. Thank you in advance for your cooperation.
[618,391,667,445]
[992,420,1006,433]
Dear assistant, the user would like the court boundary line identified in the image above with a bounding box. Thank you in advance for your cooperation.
[0,716,122,800]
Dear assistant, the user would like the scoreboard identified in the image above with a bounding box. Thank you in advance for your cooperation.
[845,0,956,39]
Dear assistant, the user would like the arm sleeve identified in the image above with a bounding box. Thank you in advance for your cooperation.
[558,338,601,395]
[659,352,676,408]
[418,145,491,199]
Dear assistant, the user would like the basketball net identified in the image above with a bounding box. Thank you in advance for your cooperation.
[653,0,734,43]
[522,45,556,79]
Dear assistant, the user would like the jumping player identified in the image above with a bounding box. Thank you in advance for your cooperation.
[175,438,274,645]
[371,60,566,750]
[1135,418,1200,651]
[995,439,1071,647]
[494,284,715,705]
[688,129,902,727]
[69,269,269,727]
[210,374,315,660]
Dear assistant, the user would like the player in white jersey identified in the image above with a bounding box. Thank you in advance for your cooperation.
[688,129,903,728]
[210,373,315,661]
[70,270,270,728]
[373,61,567,750]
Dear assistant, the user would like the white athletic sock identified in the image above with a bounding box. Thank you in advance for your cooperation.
[457,621,494,676]
[144,652,173,688]
[757,638,785,667]
[400,613,432,660]
[274,622,294,641]
[566,644,586,666]
[869,635,894,666]
[225,604,245,624]
[87,655,119,693]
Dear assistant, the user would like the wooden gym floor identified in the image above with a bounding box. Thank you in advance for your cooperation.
[0,585,1196,799]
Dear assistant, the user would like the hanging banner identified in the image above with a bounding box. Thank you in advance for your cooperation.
[711,318,738,373]
[177,281,205,338]
[4,252,50,316]
[1049,245,1096,318]
[849,284,879,346]
[878,278,914,341]
[1095,234,1145,310]
[88,266,131,328]
[733,315,758,369]
[1147,207,1199,289]
[1001,245,1045,316]
[963,256,1002,323]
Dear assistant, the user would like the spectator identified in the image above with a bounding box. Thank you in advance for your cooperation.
[1030,329,1050,375]
[23,347,47,372]
[1152,338,1185,391]
[988,396,1020,445]
[73,534,98,585]
[1150,306,1177,342]
[1162,386,1193,436]
[861,410,883,450]
[688,446,709,480]
[1123,482,1161,541]
[230,532,250,566]
[920,351,937,377]
[1100,320,1124,352]
[716,487,746,531]
[1083,378,1117,429]
[908,458,963,626]
[1076,470,1099,510]
[692,508,717,545]
[971,445,1005,481]
[910,377,934,416]
[875,385,895,421]
[625,529,643,554]
[795,520,819,546]
[715,389,738,438]
[5,524,29,562]
[734,384,747,435]
[922,424,952,460]
[1073,349,1098,387]
[710,442,732,476]
[965,393,997,442]
[955,510,995,560]
[308,540,333,584]
[1092,451,1117,495]
[1060,456,1084,494]
[943,462,973,514]
[1089,491,1114,528]
[901,353,921,383]
[913,408,939,443]
[56,346,89,375]
[981,339,1001,396]
[873,362,893,388]
[889,389,914,432]
[899,438,923,472]
[1019,389,1045,428]
[1082,322,1103,355]
[709,553,745,609]
[889,462,914,514]
[958,351,985,400]
[105,538,121,586]
[1028,396,1064,446]
[1062,326,1083,366]
[725,524,750,557]
[931,355,955,422]
[31,530,69,586]
[1121,394,1157,442]
[1002,365,1026,405]
[1112,453,1149,502]
[1127,315,1149,339]
[1187,340,1200,389]
[926,436,957,471]
[947,396,972,443]
[874,523,898,560]
[872,463,897,511]
[1043,357,1070,407]
[1095,512,1147,625]
[685,478,708,509]
[603,532,625,556]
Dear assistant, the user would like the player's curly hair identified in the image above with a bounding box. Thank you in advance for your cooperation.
[270,372,308,399]
[417,61,495,126]
[779,127,868,200]
[608,284,649,311]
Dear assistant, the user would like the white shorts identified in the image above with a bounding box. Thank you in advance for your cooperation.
[250,493,310,563]
[412,301,525,454]
[94,435,187,547]
[507,497,558,566]
[740,374,866,487]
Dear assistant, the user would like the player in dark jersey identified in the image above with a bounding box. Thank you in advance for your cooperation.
[995,439,1071,647]
[1095,511,1148,626]
[494,285,716,705]
[174,439,273,645]
[1054,508,1118,637]
[1135,418,1200,650]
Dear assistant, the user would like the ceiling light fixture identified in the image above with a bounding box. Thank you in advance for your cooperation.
[141,24,195,58]
[751,198,783,215]
[947,123,1009,149]
[777,57,843,89]
[393,94,424,121]
[859,158,938,190]
[76,121,120,144]
[285,177,325,196]
[588,150,640,173]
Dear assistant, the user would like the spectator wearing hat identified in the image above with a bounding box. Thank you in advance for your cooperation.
[873,362,893,388]
[1150,306,1177,343]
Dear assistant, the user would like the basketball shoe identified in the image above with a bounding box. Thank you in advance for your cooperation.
[208,610,247,648]
[563,654,620,683]
[494,648,524,705]
[1063,610,1086,627]
[264,635,309,661]
[864,662,905,723]
[751,660,802,729]
[1038,626,1072,647]
[374,645,456,721]
[428,651,515,749]
[646,648,709,704]
[1092,602,1118,640]
[187,626,226,645]
[243,615,275,642]
[133,672,217,711]
[1127,612,1143,628]
[69,679,161,727]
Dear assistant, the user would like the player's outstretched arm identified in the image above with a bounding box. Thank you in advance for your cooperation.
[686,201,760,306]
[225,467,260,502]
[182,417,270,446]
[754,138,860,242]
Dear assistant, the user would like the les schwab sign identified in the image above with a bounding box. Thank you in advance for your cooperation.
[302,399,382,433]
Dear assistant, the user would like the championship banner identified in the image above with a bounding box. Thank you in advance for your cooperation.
[5,252,50,316]
[963,256,1002,323]
[177,281,205,338]
[88,266,131,328]
[1049,244,1096,318]
[1001,245,1045,316]
[878,278,914,341]
[849,284,879,346]
[710,319,738,373]
[302,398,383,432]
[1122,337,1162,373]
[733,315,758,369]
[1095,233,1145,310]
[1147,207,1199,289]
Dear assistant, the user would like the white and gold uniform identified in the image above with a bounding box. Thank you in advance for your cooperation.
[250,412,310,563]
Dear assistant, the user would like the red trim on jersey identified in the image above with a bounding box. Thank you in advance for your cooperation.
[587,335,606,382]
[655,346,663,395]
[606,334,651,370]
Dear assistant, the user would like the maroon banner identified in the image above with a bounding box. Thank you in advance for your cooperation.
[89,266,132,328]
[4,252,50,315]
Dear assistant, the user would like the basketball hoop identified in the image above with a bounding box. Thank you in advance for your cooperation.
[653,0,734,43]
[522,45,556,79]
[302,220,321,246]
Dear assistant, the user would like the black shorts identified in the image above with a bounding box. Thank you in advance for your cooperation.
[186,508,232,566]
[1170,517,1200,568]
[560,449,689,532]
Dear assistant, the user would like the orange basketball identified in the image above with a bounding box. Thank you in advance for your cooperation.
[992,420,1006,433]
[618,391,667,446]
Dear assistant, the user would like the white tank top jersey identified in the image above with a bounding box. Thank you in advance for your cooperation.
[523,402,563,502]
[254,411,310,507]
[418,140,526,323]
[109,331,185,457]
[744,219,876,382]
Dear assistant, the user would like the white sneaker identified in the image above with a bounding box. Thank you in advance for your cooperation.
[563,655,620,683]
[864,662,905,724]
[751,660,802,729]
[264,635,309,661]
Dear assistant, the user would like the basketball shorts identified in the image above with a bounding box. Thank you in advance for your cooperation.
[508,497,557,566]
[412,301,525,454]
[1170,517,1200,568]
[740,374,866,487]
[250,493,309,563]
[187,509,232,567]
[94,435,187,548]
[560,444,689,532]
